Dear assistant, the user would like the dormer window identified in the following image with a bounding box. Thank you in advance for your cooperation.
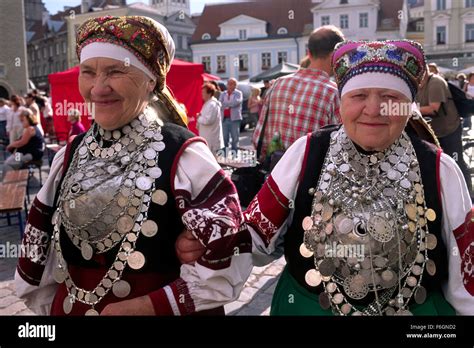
[277,27,288,35]
[202,33,211,40]
[340,0,348,4]
[239,29,247,40]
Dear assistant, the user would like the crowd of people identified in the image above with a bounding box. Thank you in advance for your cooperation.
[0,90,89,179]
[5,15,473,316]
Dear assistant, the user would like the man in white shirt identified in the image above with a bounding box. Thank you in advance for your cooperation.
[0,98,10,144]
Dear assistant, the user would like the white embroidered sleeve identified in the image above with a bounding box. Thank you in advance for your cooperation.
[244,135,307,266]
[439,153,474,315]
[14,145,67,315]
[151,141,252,314]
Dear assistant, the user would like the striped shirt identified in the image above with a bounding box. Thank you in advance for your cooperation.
[252,68,341,159]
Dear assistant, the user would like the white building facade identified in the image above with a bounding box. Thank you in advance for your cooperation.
[192,15,306,80]
[311,0,407,41]
[190,0,313,81]
[424,0,474,69]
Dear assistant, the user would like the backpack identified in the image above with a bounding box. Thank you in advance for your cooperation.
[447,82,474,119]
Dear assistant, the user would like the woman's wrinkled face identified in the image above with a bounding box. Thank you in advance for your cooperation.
[79,57,156,130]
[340,88,411,151]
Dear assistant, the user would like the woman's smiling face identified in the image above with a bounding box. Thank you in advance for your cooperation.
[79,57,155,130]
[340,88,412,151]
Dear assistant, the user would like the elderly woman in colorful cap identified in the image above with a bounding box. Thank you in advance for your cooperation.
[177,40,474,315]
[14,16,252,316]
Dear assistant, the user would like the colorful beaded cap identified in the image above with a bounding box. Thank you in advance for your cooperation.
[76,16,171,80]
[332,40,427,99]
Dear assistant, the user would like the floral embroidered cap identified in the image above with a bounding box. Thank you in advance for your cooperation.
[76,16,174,81]
[332,40,427,101]
[75,16,188,127]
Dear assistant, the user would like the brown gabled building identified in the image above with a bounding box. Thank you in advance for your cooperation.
[190,0,314,81]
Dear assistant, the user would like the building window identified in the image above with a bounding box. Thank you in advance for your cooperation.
[359,13,368,28]
[436,0,446,10]
[202,33,211,40]
[43,47,47,58]
[63,61,67,70]
[340,14,349,29]
[49,45,53,57]
[63,41,67,54]
[277,27,288,35]
[37,50,40,60]
[416,20,424,32]
[340,0,348,3]
[321,16,330,26]
[239,29,247,40]
[202,56,211,73]
[466,24,474,42]
[436,26,446,44]
[278,51,287,64]
[217,55,226,73]
[30,50,35,62]
[177,35,183,49]
[467,0,474,7]
[56,43,59,55]
[261,52,271,70]
[238,54,248,71]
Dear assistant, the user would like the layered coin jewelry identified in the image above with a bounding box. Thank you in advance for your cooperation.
[51,109,168,315]
[301,127,438,316]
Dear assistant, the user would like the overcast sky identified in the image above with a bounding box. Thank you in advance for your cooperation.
[42,0,235,15]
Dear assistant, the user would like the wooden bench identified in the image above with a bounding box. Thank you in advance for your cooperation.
[3,169,31,203]
[0,183,27,237]
[3,169,29,184]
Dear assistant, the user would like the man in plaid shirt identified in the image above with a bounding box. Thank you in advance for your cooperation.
[253,26,345,160]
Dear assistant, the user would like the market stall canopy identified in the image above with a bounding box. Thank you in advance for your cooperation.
[249,62,300,82]
[202,72,220,81]
[458,66,474,75]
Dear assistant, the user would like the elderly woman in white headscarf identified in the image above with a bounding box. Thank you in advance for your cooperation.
[15,16,252,316]
[176,40,474,316]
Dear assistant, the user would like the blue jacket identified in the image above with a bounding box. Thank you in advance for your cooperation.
[219,89,243,121]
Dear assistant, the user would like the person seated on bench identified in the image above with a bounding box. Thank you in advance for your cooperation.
[3,108,44,178]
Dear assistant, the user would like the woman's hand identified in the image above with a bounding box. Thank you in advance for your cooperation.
[100,295,155,315]
[175,229,205,264]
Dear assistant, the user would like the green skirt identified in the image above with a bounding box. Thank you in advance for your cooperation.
[270,266,456,316]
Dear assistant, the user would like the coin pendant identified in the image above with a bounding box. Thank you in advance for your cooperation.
[152,189,168,205]
[63,295,74,314]
[85,308,99,316]
[128,251,146,270]
[117,215,134,234]
[305,269,322,287]
[112,280,131,298]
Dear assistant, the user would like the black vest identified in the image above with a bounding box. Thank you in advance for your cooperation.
[284,125,447,302]
[54,122,195,274]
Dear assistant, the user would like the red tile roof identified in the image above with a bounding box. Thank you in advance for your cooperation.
[191,0,313,43]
